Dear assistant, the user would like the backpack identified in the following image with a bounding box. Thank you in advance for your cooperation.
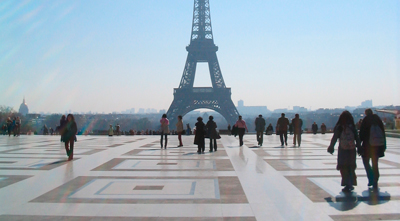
[339,126,356,150]
[369,124,385,146]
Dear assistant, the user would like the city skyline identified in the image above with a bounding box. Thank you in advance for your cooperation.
[1,0,399,114]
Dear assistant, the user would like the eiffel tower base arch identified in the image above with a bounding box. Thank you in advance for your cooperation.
[166,87,239,126]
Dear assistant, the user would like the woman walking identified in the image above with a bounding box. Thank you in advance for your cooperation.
[176,115,184,147]
[160,114,169,149]
[62,114,77,161]
[194,117,206,154]
[327,111,361,193]
[234,116,248,146]
[206,116,219,152]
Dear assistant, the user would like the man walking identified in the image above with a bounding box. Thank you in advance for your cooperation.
[276,113,289,146]
[292,114,303,147]
[359,108,386,190]
[255,114,266,146]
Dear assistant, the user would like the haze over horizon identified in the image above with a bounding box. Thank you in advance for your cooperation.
[1,0,399,114]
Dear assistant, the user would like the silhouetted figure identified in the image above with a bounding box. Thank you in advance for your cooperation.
[277,113,289,146]
[42,124,48,135]
[292,114,303,147]
[63,114,78,161]
[327,111,361,193]
[186,123,191,135]
[234,115,248,146]
[194,117,206,154]
[176,115,184,147]
[160,114,169,149]
[312,122,318,134]
[265,123,273,135]
[288,123,293,135]
[206,116,219,152]
[108,125,113,136]
[321,123,327,134]
[255,114,266,146]
[359,108,386,191]
[6,117,12,136]
[227,124,231,136]
[116,125,120,136]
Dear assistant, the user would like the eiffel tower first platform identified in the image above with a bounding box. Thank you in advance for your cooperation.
[166,0,240,125]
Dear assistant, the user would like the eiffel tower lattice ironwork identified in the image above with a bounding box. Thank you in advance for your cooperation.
[166,0,239,125]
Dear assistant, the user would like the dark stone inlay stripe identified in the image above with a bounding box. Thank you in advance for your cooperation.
[0,215,256,221]
[157,163,178,165]
[133,185,164,190]
[330,213,400,221]
[107,144,124,147]
[31,176,248,204]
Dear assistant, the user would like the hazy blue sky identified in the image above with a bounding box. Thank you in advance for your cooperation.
[1,0,399,113]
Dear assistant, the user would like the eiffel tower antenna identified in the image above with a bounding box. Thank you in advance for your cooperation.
[166,0,239,125]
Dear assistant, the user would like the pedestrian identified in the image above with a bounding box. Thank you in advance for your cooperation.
[194,117,205,154]
[265,123,273,135]
[234,115,248,146]
[160,114,169,149]
[206,116,219,152]
[327,111,361,193]
[186,123,191,135]
[63,114,78,161]
[321,123,327,134]
[227,124,231,136]
[276,113,289,146]
[176,115,184,147]
[6,117,12,136]
[15,117,21,136]
[116,125,120,136]
[289,123,293,135]
[255,114,266,146]
[312,122,318,134]
[292,114,303,147]
[108,125,114,136]
[12,117,16,136]
[359,108,386,190]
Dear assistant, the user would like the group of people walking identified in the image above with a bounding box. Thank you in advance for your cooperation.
[327,109,386,193]
[2,116,21,136]
[159,110,386,194]
[159,114,220,154]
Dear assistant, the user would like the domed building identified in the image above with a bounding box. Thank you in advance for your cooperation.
[19,97,29,115]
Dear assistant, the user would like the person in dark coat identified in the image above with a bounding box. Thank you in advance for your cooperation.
[312,122,318,134]
[59,115,67,142]
[194,117,206,154]
[276,113,289,146]
[255,115,266,146]
[265,123,273,135]
[292,114,303,147]
[321,123,327,134]
[206,116,219,152]
[359,108,386,190]
[63,114,78,161]
[327,111,361,193]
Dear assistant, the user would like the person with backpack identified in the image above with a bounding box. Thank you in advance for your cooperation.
[359,108,386,190]
[327,111,361,193]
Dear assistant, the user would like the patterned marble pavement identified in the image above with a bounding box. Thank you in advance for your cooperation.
[0,134,399,220]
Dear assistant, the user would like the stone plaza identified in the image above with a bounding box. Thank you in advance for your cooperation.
[0,134,399,220]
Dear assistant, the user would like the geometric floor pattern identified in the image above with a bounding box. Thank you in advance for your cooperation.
[0,134,399,220]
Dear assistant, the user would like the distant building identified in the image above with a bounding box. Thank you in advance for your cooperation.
[361,99,373,108]
[19,97,29,115]
[236,100,269,116]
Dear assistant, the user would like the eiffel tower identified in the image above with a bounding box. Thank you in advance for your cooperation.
[166,0,239,126]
